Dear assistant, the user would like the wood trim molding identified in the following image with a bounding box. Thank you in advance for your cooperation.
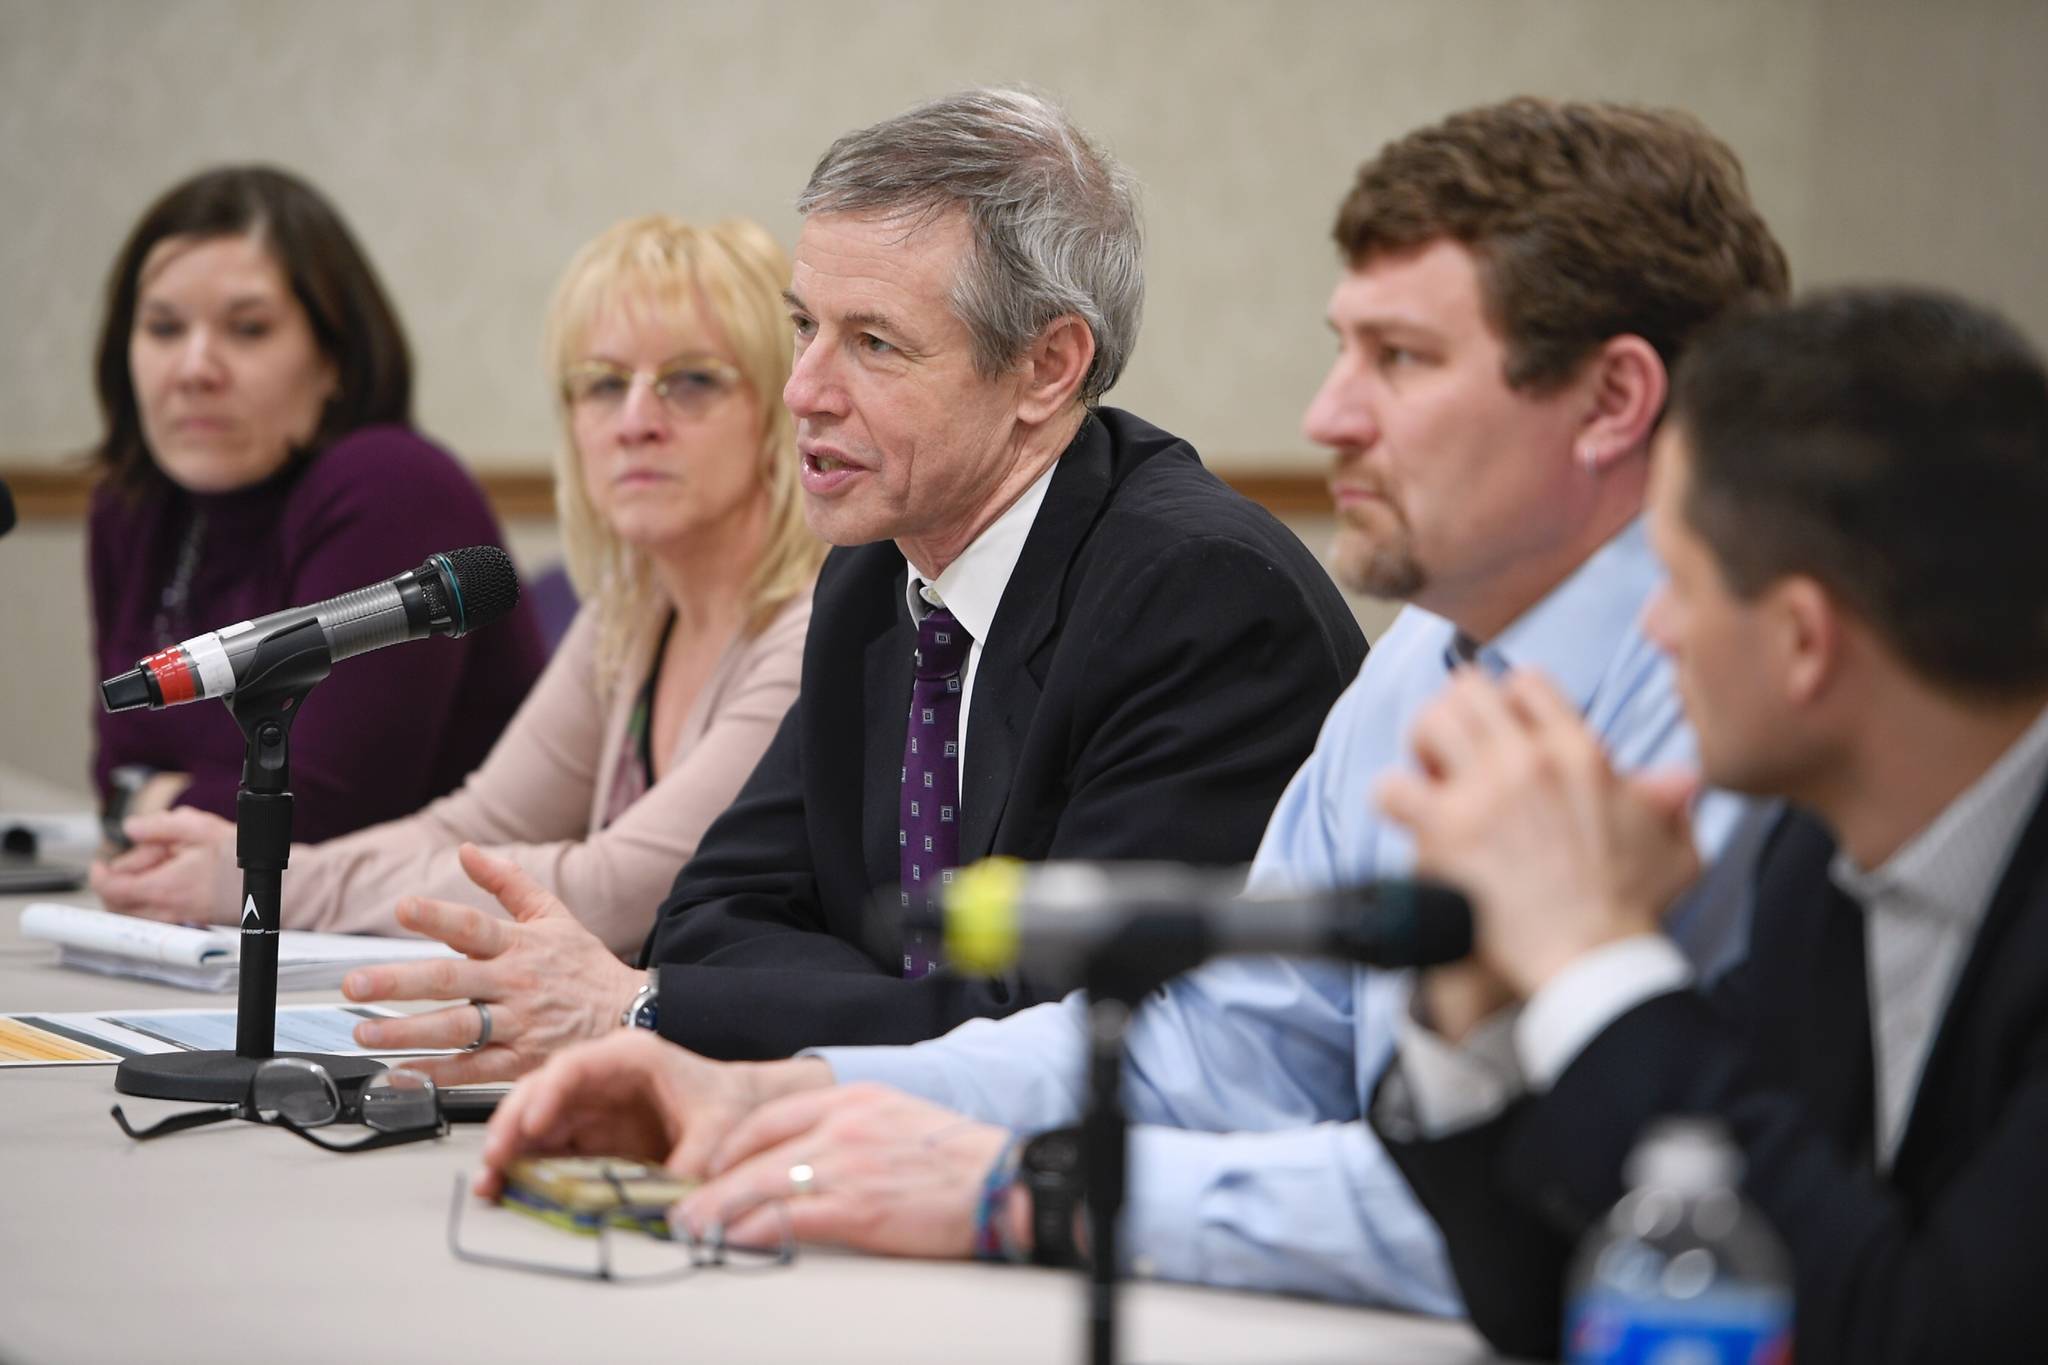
[0,462,1332,524]
[3,467,100,520]
[473,471,556,520]
[1218,471,1336,516]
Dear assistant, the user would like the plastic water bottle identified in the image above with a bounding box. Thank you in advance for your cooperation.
[1564,1117,1794,1365]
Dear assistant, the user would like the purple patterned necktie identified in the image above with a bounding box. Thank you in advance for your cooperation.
[900,602,973,978]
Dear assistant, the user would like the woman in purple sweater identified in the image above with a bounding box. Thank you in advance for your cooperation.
[92,215,821,958]
[85,166,545,841]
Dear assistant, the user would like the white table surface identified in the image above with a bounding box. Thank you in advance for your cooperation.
[0,774,1509,1364]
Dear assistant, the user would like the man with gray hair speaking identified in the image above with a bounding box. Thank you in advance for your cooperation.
[474,95,1781,1312]
[342,88,1364,1069]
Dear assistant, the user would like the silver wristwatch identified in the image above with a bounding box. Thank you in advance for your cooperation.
[620,968,660,1031]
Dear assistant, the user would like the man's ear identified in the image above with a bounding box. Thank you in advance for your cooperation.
[1770,575,1843,707]
[1573,335,1668,472]
[1015,314,1095,424]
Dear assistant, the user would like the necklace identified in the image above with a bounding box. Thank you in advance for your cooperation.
[151,507,207,645]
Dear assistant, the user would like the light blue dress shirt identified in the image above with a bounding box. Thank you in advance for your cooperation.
[815,519,1748,1312]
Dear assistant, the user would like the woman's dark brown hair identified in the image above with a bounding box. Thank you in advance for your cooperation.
[92,165,413,495]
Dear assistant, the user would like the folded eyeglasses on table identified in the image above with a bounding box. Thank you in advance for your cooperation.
[447,1159,798,1284]
[111,1056,448,1153]
[112,1058,796,1281]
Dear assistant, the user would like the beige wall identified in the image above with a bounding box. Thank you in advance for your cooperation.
[1806,0,2048,321]
[7,0,2045,475]
[1,0,2043,791]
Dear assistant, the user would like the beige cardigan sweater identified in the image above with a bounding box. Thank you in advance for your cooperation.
[244,588,811,955]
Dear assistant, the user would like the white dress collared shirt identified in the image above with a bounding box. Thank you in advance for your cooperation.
[900,461,1056,780]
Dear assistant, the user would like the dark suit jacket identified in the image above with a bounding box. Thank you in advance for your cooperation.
[1376,777,2048,1363]
[641,408,1367,1060]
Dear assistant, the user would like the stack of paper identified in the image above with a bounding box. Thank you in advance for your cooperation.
[18,902,459,992]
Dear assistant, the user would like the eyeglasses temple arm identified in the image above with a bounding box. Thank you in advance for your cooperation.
[110,1102,239,1142]
[277,1115,448,1152]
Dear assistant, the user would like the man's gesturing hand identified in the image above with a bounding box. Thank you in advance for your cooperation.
[342,844,642,1084]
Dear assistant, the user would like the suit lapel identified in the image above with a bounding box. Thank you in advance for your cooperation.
[959,417,1113,861]
[1890,773,2048,1181]
[860,577,917,893]
[1811,889,1878,1166]
[1762,813,1878,1162]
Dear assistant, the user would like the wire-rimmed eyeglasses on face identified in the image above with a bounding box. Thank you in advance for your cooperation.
[446,1168,796,1284]
[560,357,743,417]
[110,1058,449,1153]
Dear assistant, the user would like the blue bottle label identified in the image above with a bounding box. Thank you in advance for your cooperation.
[1565,1287,1792,1365]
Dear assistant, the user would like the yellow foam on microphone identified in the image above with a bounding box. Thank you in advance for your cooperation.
[944,856,1026,975]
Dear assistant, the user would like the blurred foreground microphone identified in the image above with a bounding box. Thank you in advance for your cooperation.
[100,546,520,712]
[0,475,15,537]
[930,858,1472,990]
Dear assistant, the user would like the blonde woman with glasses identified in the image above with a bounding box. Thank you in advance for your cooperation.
[94,216,823,955]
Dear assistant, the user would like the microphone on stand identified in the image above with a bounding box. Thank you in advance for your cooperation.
[915,857,1472,1365]
[106,544,524,1104]
[99,545,519,712]
[917,857,1474,989]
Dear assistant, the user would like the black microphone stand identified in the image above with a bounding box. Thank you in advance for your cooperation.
[1074,910,1214,1365]
[933,872,1471,1365]
[114,620,385,1102]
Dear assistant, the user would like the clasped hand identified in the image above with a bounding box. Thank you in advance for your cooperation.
[1377,668,1703,1008]
[89,807,240,923]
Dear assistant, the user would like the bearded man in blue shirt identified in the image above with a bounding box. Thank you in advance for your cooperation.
[473,97,1790,1311]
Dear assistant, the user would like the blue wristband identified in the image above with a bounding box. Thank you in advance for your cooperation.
[972,1133,1026,1262]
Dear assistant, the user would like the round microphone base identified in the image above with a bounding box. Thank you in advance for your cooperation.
[115,1050,387,1103]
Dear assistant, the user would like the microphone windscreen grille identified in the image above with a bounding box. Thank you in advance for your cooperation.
[443,545,521,630]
